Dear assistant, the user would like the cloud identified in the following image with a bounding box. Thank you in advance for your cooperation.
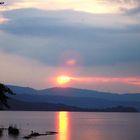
[0,8,140,70]
[0,51,56,88]
[72,76,140,86]
[103,0,140,5]
[0,0,121,13]
[125,5,140,15]
[2,0,139,14]
[0,8,126,34]
[118,0,140,15]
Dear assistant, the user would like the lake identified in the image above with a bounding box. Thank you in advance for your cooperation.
[0,111,140,140]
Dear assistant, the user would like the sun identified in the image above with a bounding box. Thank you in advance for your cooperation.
[57,75,71,85]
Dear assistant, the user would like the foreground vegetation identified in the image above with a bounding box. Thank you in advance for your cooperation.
[0,83,15,109]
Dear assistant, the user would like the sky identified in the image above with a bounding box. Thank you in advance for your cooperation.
[0,0,140,93]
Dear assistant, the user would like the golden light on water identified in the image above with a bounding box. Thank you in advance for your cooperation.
[56,112,70,140]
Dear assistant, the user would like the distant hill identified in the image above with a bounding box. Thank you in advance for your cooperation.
[5,99,138,112]
[7,85,140,111]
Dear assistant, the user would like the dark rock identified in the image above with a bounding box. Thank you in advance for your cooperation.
[0,128,3,136]
[23,131,57,139]
[8,126,19,135]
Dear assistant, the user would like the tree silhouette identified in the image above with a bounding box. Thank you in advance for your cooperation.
[0,83,15,109]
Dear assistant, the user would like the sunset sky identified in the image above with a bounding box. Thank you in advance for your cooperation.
[0,0,140,93]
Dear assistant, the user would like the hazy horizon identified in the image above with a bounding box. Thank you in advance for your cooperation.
[7,83,140,94]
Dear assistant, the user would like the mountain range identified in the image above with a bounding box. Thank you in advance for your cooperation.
[7,85,140,111]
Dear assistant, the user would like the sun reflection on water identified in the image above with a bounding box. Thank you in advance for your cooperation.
[56,112,70,140]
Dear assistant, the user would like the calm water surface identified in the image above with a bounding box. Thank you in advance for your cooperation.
[0,111,140,140]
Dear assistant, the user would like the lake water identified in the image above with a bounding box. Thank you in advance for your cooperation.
[0,111,140,140]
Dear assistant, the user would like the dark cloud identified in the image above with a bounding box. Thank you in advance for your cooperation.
[125,6,140,15]
[0,8,140,68]
[118,0,140,15]
[1,9,122,37]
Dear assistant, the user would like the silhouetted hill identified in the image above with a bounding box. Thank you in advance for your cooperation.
[7,85,140,111]
[5,98,138,112]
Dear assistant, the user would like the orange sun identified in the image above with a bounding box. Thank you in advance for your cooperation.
[57,75,71,85]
